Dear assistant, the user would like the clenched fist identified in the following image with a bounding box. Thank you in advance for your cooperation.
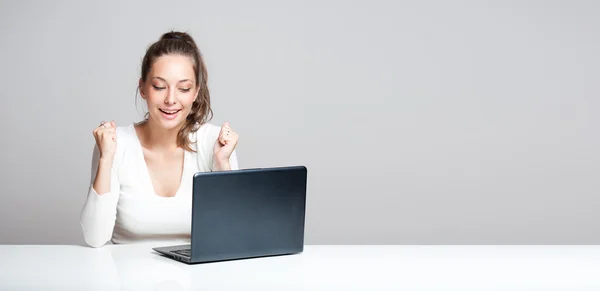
[213,121,239,167]
[93,120,117,160]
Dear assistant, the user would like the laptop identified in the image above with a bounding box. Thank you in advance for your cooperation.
[153,165,308,264]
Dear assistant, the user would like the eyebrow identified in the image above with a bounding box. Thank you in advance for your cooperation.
[152,77,193,83]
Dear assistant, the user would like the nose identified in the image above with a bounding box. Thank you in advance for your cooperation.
[164,88,177,105]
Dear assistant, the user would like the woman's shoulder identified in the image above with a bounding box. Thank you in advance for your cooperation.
[190,122,221,144]
[111,123,139,163]
[188,122,222,171]
[114,123,138,145]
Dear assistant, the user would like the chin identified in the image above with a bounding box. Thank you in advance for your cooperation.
[159,120,183,130]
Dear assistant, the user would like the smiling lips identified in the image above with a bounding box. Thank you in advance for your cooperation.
[159,108,182,119]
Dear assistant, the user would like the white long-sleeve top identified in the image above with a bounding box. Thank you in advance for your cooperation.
[80,122,239,248]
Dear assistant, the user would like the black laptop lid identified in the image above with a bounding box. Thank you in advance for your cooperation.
[189,166,307,262]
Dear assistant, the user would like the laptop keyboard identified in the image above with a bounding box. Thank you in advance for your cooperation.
[172,248,191,258]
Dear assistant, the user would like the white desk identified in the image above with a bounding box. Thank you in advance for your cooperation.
[1,243,599,290]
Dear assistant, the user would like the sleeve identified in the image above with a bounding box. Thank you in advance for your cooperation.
[79,145,121,248]
[228,149,239,170]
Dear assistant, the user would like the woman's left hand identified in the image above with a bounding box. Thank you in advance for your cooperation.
[213,121,239,169]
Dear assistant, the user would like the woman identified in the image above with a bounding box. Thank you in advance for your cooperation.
[80,31,239,248]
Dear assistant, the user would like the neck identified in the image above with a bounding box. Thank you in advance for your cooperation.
[139,119,182,151]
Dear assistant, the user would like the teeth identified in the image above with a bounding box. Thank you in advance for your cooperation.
[161,109,179,114]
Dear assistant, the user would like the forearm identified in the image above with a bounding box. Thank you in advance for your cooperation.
[214,159,231,171]
[81,156,119,247]
[93,157,114,195]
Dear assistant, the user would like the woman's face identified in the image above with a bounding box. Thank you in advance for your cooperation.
[140,54,199,130]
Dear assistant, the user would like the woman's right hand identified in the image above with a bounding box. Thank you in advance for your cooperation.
[93,120,117,160]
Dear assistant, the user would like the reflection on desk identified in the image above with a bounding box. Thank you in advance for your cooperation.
[1,243,599,290]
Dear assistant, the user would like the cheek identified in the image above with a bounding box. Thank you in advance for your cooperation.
[144,91,164,104]
[183,94,197,107]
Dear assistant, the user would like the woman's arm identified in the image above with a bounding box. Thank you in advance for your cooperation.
[211,121,239,171]
[214,149,239,171]
[80,146,121,248]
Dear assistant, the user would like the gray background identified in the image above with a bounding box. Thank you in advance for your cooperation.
[0,0,598,245]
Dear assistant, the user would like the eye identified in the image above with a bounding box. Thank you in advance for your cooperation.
[180,88,191,93]
[152,85,166,90]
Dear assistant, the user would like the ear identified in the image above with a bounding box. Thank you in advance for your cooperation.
[138,78,146,99]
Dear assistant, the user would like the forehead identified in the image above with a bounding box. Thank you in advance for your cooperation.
[149,54,196,83]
